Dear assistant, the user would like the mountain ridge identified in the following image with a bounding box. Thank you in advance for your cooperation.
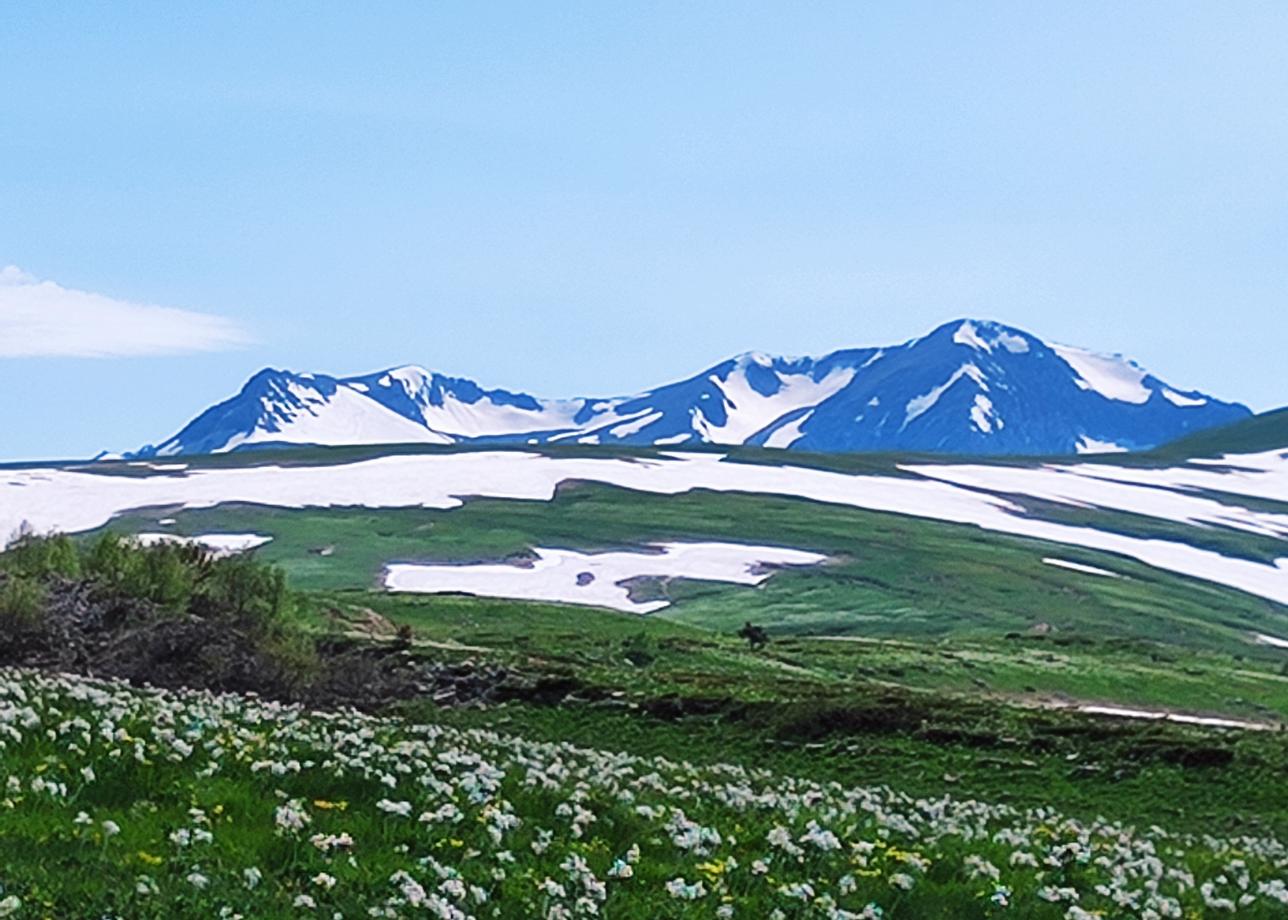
[133,319,1251,458]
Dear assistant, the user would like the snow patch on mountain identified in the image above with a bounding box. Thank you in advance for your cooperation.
[953,319,1030,354]
[1162,389,1208,408]
[701,359,855,444]
[764,409,813,449]
[362,365,589,438]
[1053,344,1151,404]
[970,395,1001,434]
[904,364,986,428]
[210,379,452,454]
[1076,436,1129,455]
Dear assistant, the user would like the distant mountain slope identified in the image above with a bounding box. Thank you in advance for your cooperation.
[1149,406,1288,461]
[134,319,1250,458]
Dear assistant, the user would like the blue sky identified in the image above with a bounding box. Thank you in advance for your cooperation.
[2,2,1287,460]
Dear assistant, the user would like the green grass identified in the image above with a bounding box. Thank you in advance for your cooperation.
[2,667,1286,919]
[347,590,1288,720]
[309,591,1288,838]
[96,481,1288,660]
[1145,406,1288,462]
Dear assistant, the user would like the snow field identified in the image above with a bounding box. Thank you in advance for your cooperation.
[384,542,827,613]
[3,448,1287,607]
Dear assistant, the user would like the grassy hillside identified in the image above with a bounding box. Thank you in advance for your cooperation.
[1147,406,1288,461]
[98,482,1288,657]
[1,521,1286,916]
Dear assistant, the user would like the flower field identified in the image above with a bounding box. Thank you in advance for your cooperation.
[0,670,1282,918]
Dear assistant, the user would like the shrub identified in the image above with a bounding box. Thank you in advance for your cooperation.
[197,554,292,626]
[138,543,198,612]
[2,530,315,662]
[0,576,46,630]
[0,533,81,580]
[2,531,303,626]
[257,626,322,691]
[83,533,144,592]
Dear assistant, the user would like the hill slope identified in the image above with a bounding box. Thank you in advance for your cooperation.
[1150,405,1288,461]
[9,438,1288,660]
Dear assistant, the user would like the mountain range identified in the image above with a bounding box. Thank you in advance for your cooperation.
[133,319,1250,458]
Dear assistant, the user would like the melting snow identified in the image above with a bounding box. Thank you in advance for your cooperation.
[1255,632,1288,649]
[953,322,992,352]
[374,367,589,438]
[4,450,1288,607]
[1075,436,1129,455]
[699,364,855,445]
[906,461,1288,540]
[1077,705,1269,731]
[764,411,812,449]
[1074,449,1288,504]
[995,332,1030,354]
[953,321,1030,354]
[230,385,452,451]
[904,365,986,428]
[1043,557,1120,578]
[608,411,662,439]
[1162,389,1207,408]
[134,533,272,556]
[1052,345,1152,404]
[970,395,999,434]
[384,542,827,613]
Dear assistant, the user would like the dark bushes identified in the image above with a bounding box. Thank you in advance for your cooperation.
[0,531,319,694]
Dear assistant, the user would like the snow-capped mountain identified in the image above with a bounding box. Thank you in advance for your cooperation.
[134,320,1251,458]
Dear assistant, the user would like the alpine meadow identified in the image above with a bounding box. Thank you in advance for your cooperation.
[3,4,1288,919]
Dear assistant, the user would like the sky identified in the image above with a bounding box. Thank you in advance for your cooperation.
[2,1,1287,460]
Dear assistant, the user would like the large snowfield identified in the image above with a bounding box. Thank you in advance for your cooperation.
[3,448,1288,606]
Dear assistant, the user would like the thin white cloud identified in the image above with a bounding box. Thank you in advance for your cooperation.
[0,265,253,358]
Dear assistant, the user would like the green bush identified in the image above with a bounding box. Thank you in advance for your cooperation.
[0,533,81,580]
[84,534,212,613]
[1,531,320,683]
[257,626,322,691]
[0,576,46,630]
[3,532,302,629]
[138,543,199,612]
[83,533,143,592]
[196,554,292,626]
